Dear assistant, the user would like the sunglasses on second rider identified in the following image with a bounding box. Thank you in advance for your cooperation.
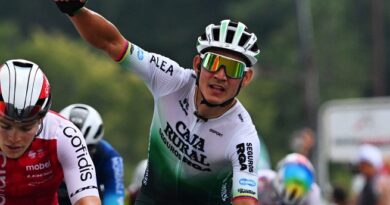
[200,52,247,79]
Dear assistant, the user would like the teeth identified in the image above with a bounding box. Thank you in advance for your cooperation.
[210,85,224,91]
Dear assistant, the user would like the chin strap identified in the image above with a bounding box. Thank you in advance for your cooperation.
[34,119,44,137]
[193,111,208,122]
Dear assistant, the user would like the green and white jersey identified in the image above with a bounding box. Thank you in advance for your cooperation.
[119,42,260,205]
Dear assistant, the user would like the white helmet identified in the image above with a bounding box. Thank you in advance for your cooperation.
[274,153,314,205]
[0,59,51,122]
[197,19,260,67]
[60,103,104,145]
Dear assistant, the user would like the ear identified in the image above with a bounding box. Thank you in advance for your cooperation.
[193,54,202,73]
[242,69,254,87]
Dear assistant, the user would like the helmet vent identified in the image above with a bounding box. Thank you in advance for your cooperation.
[84,126,91,139]
[13,61,33,68]
[250,43,259,52]
[228,21,238,28]
[94,124,103,140]
[212,28,219,41]
[238,33,250,47]
[289,188,297,201]
[226,29,235,44]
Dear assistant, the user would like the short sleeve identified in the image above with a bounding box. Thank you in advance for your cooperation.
[57,125,100,204]
[229,132,260,201]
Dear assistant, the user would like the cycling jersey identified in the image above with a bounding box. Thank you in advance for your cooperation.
[257,169,322,205]
[58,140,125,205]
[118,42,260,205]
[0,111,99,205]
[93,140,125,204]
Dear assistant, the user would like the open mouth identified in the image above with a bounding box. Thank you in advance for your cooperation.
[209,84,226,93]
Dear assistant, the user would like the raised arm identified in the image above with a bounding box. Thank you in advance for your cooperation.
[55,0,128,60]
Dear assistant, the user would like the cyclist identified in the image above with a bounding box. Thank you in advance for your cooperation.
[351,144,390,205]
[54,1,261,204]
[0,59,100,205]
[257,153,322,205]
[58,103,125,205]
[126,159,148,205]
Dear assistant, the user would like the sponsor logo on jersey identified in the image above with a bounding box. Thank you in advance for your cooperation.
[238,114,244,122]
[137,48,144,60]
[112,157,125,194]
[220,182,228,202]
[28,150,37,159]
[150,55,174,76]
[142,165,149,186]
[237,188,256,195]
[129,44,134,55]
[179,98,189,116]
[236,143,254,172]
[63,127,94,181]
[209,128,223,137]
[159,121,211,171]
[37,149,46,158]
[26,160,51,171]
[239,178,256,187]
[0,152,6,205]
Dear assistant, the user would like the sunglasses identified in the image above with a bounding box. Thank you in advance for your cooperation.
[201,52,247,79]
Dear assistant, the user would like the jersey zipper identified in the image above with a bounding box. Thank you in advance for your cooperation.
[176,114,204,201]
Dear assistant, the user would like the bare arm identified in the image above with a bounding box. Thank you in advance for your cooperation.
[74,196,101,205]
[232,199,258,205]
[69,7,128,60]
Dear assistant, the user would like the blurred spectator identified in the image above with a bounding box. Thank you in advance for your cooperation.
[289,128,316,160]
[330,185,348,205]
[350,144,390,205]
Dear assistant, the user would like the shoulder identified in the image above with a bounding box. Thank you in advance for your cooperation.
[226,101,256,130]
[97,140,122,158]
[38,111,78,140]
[223,102,260,152]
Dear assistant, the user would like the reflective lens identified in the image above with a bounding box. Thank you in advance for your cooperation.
[201,52,246,79]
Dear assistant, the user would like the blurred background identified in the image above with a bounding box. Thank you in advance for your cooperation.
[1,0,390,203]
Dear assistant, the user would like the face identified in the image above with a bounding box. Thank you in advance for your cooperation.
[358,161,376,177]
[193,50,253,105]
[0,117,41,159]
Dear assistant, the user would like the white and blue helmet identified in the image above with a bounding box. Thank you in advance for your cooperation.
[60,103,104,145]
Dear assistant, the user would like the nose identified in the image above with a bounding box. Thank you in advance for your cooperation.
[213,66,228,80]
[6,129,19,143]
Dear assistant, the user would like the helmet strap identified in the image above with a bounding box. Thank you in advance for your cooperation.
[34,119,44,137]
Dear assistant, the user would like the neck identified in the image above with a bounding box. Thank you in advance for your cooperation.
[194,87,236,119]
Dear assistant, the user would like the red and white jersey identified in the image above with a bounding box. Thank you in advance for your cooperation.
[0,111,99,205]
